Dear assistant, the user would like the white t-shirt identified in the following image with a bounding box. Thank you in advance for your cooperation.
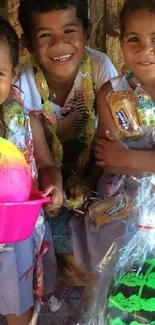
[15,47,118,118]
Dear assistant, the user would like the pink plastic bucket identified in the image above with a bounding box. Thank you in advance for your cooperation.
[0,191,50,243]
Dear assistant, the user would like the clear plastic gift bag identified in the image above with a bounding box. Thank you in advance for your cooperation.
[81,175,155,325]
[106,76,155,149]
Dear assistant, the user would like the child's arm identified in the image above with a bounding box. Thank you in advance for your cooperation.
[96,134,155,174]
[95,82,140,175]
[30,112,63,212]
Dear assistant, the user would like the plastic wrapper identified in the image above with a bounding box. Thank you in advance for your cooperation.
[81,175,155,325]
[107,78,155,146]
[4,99,37,181]
[89,193,135,227]
[135,88,155,127]
[106,90,140,138]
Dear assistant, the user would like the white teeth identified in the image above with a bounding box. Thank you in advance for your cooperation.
[52,54,72,62]
[140,62,152,65]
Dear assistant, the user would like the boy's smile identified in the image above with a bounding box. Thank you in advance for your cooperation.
[50,54,74,63]
[31,7,87,81]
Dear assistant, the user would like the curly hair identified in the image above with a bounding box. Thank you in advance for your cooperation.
[0,16,19,68]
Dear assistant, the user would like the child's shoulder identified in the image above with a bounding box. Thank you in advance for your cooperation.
[87,46,107,58]
[15,60,41,111]
[87,47,116,70]
[109,75,130,92]
[87,47,111,63]
[87,47,118,91]
[98,75,130,99]
[17,60,34,81]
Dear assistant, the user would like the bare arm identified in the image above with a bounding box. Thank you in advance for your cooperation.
[30,112,62,189]
[123,149,155,174]
[97,81,119,139]
[30,112,63,211]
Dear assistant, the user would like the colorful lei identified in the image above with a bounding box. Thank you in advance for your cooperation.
[30,49,96,166]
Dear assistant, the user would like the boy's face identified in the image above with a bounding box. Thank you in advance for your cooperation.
[0,40,15,104]
[30,7,87,81]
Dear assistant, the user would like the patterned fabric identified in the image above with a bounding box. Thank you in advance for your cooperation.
[50,209,73,254]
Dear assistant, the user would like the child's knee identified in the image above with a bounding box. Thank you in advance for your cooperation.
[6,308,32,325]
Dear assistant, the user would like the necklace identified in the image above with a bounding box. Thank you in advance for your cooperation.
[49,92,56,101]
[31,49,95,166]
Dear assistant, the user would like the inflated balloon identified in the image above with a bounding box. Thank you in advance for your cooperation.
[0,137,32,202]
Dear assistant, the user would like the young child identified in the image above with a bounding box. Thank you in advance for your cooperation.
[65,0,155,275]
[95,0,155,177]
[0,17,63,325]
[16,0,117,284]
[94,0,155,256]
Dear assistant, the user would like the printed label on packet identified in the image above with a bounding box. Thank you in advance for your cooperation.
[89,195,133,227]
[105,198,126,217]
[116,109,134,132]
[106,91,140,138]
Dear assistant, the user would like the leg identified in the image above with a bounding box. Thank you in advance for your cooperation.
[57,253,96,286]
[6,308,32,325]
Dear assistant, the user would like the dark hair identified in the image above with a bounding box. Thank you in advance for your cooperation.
[0,16,19,68]
[120,0,155,38]
[18,0,89,40]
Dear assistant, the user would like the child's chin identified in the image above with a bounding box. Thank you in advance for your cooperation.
[0,97,7,105]
[52,66,76,80]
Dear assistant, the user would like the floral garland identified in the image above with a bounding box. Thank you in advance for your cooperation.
[30,49,96,166]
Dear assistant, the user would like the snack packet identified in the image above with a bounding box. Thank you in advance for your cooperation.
[107,77,155,142]
[107,90,140,138]
[89,193,135,227]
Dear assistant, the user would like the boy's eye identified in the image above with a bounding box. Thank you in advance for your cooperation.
[128,37,139,42]
[64,29,75,34]
[0,72,5,76]
[38,32,51,38]
[152,37,155,43]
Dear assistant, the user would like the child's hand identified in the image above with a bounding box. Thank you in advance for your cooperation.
[95,130,130,168]
[43,184,63,213]
[39,165,63,217]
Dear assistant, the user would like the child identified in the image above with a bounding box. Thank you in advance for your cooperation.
[66,0,155,275]
[94,0,155,256]
[16,0,117,284]
[0,17,63,325]
[95,0,155,177]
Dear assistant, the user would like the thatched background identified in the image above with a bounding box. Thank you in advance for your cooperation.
[6,0,22,36]
[89,0,125,71]
[5,0,125,71]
